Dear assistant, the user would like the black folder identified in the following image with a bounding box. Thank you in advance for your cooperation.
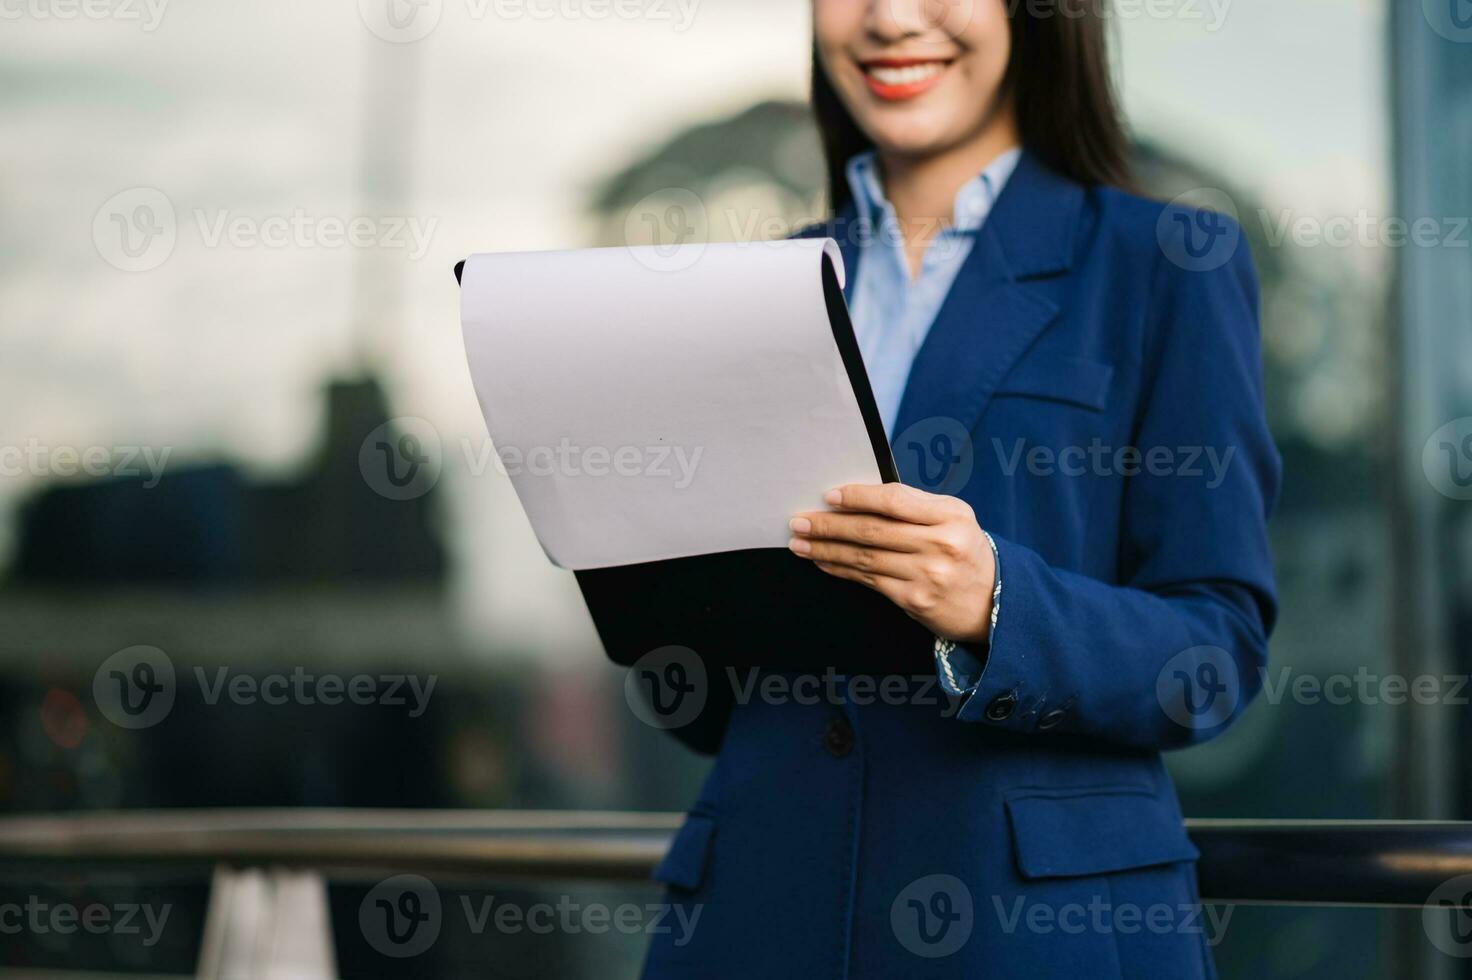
[455,253,935,676]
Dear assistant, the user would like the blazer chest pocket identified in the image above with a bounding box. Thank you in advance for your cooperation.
[1004,786,1199,879]
[993,354,1114,413]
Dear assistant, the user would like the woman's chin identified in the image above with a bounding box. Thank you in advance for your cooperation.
[864,127,964,163]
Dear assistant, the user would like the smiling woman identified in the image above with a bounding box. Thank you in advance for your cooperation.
[638,1,1280,978]
[813,0,1131,218]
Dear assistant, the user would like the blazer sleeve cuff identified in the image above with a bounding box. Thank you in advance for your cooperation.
[951,533,1072,731]
[934,528,1002,699]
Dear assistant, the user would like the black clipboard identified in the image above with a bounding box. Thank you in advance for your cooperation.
[455,252,934,675]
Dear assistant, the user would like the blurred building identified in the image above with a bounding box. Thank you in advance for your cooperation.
[11,377,446,586]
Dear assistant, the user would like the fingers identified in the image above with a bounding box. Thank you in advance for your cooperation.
[824,483,961,524]
[789,535,912,578]
[788,511,924,552]
[810,559,910,604]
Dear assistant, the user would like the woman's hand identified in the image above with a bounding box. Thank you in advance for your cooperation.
[789,483,996,644]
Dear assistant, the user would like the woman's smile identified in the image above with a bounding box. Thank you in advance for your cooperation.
[859,57,953,101]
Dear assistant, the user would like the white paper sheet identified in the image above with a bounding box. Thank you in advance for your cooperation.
[458,238,884,570]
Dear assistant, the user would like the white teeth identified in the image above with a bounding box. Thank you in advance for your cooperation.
[867,63,945,86]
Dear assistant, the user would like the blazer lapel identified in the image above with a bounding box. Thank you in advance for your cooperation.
[890,153,1086,451]
[835,203,861,304]
[793,203,862,303]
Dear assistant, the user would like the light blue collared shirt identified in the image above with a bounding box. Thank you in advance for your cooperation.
[845,147,1021,696]
[844,147,1022,439]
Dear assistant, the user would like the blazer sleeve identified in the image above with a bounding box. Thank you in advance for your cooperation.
[950,235,1281,751]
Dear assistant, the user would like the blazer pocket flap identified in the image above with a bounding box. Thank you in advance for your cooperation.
[1005,788,1199,879]
[652,813,716,891]
[994,354,1114,412]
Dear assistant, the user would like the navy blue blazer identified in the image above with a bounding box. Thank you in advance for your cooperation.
[641,152,1279,979]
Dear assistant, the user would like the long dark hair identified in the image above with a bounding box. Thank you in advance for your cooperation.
[813,0,1131,214]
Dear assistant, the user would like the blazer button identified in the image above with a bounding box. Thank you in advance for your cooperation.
[823,716,855,758]
[1037,707,1067,731]
[985,692,1019,722]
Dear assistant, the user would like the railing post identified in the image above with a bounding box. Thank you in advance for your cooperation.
[1390,0,1472,976]
[196,865,337,979]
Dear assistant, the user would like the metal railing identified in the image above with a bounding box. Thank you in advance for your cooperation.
[2,811,1472,906]
[4,812,1472,977]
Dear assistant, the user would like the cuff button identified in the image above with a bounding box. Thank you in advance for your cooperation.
[1037,707,1067,731]
[984,692,1018,722]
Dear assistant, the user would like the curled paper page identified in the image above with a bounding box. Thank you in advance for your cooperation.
[459,238,892,570]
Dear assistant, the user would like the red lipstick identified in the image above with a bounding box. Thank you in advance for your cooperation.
[860,57,951,102]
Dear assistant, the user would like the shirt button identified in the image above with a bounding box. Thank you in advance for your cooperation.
[823,716,855,758]
[1037,707,1067,731]
[985,692,1019,722]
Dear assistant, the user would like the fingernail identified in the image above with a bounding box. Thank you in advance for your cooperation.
[789,517,811,534]
[788,537,812,555]
[824,488,842,506]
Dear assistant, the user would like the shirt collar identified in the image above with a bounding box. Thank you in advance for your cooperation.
[845,146,1023,234]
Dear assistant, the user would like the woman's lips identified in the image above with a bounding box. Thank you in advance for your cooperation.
[860,58,951,102]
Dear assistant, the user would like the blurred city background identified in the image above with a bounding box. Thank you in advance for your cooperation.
[3,0,1471,976]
